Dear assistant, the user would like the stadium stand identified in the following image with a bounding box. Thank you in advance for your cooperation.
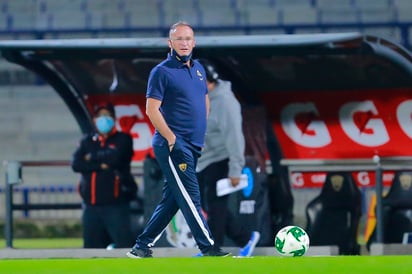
[0,0,408,47]
[396,0,412,22]
[275,0,313,8]
[125,0,161,28]
[356,0,393,9]
[280,6,319,26]
[244,5,280,27]
[198,6,240,28]
[161,2,200,28]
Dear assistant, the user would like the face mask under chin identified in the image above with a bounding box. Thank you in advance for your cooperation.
[172,49,192,62]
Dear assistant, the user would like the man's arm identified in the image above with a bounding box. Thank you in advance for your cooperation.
[220,95,245,186]
[146,97,176,149]
[205,94,210,118]
[71,137,102,173]
[94,133,134,169]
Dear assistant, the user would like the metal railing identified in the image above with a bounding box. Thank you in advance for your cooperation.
[3,160,143,248]
[5,156,412,247]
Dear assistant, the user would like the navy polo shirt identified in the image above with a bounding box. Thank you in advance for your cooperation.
[146,54,208,148]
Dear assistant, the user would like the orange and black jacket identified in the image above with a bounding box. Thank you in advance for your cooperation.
[71,131,137,205]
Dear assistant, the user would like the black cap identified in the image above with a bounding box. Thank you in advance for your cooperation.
[198,59,219,83]
[94,102,115,117]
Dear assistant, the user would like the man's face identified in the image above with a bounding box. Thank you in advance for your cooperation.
[168,25,195,57]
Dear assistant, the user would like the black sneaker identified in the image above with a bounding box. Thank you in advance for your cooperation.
[202,246,231,257]
[126,246,153,258]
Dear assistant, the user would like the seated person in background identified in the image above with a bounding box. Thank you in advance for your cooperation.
[196,59,260,257]
[71,103,137,248]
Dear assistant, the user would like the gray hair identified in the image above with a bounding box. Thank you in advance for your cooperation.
[169,21,194,38]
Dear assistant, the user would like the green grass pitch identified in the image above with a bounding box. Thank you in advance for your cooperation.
[1,256,411,274]
[0,238,83,249]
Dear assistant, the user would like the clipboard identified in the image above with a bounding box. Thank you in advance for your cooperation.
[216,174,248,197]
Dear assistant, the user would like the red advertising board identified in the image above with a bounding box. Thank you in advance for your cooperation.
[290,171,395,188]
[262,88,412,159]
[261,88,412,188]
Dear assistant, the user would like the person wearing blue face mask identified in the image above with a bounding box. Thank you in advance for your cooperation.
[95,114,115,135]
[71,103,137,248]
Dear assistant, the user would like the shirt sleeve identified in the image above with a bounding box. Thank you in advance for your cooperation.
[146,66,167,101]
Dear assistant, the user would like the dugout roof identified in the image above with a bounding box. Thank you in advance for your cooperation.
[0,32,411,133]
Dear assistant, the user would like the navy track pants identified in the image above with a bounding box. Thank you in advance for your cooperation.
[135,137,214,253]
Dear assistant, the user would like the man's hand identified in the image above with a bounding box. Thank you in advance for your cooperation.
[84,153,91,161]
[230,177,241,187]
[168,143,175,152]
[168,135,176,152]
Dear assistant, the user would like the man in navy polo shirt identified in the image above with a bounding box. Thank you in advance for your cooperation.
[127,21,230,258]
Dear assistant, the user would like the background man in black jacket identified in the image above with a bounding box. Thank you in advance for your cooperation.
[72,103,137,248]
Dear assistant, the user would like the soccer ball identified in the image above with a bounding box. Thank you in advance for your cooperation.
[275,225,310,257]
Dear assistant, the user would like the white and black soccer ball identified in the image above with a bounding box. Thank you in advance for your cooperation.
[275,225,310,257]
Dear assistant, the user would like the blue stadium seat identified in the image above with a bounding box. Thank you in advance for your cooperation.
[236,0,275,11]
[8,13,37,30]
[0,15,8,31]
[161,0,196,11]
[319,7,361,24]
[360,8,398,23]
[280,6,319,25]
[395,0,412,22]
[355,0,394,9]
[199,7,240,27]
[196,0,234,9]
[126,8,161,28]
[160,0,200,27]
[48,11,88,30]
[197,0,239,27]
[40,0,86,12]
[102,10,128,29]
[1,0,36,13]
[85,0,117,10]
[274,0,313,8]
[244,6,279,26]
[0,0,36,30]
[315,0,354,9]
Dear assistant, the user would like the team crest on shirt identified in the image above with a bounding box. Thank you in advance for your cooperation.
[197,70,204,81]
[179,163,187,172]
